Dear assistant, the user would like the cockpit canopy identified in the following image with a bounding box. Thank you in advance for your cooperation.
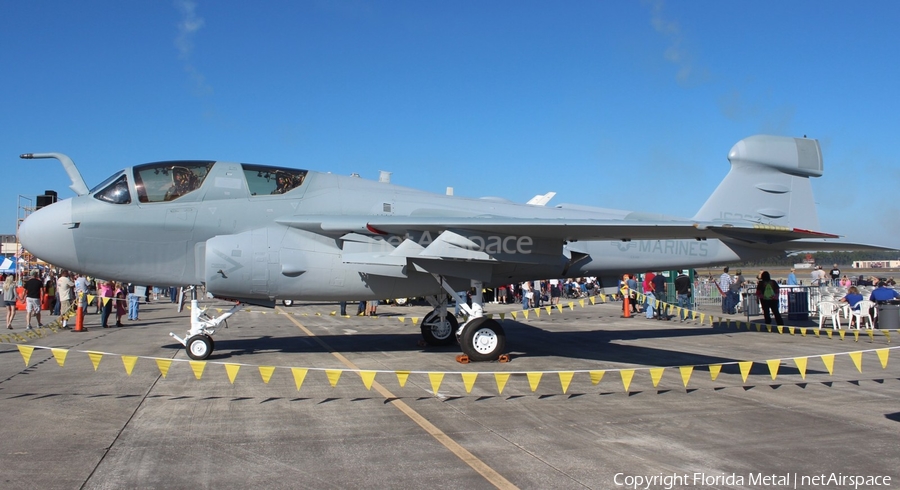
[91,160,309,204]
[242,164,307,196]
[134,161,215,203]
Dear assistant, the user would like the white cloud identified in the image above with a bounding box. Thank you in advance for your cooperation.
[645,0,704,85]
[174,0,212,96]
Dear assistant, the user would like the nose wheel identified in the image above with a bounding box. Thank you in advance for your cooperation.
[186,334,214,360]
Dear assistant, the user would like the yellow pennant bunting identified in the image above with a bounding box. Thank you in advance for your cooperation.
[494,373,510,394]
[291,367,308,390]
[189,360,206,379]
[755,323,762,332]
[579,299,585,308]
[853,331,859,342]
[461,372,478,393]
[876,349,889,368]
[788,327,795,335]
[867,330,874,341]
[568,302,574,310]
[225,363,240,384]
[820,354,835,375]
[620,370,634,392]
[88,351,103,371]
[17,344,34,366]
[766,325,772,333]
[526,372,542,392]
[325,369,342,387]
[51,348,68,367]
[510,311,517,320]
[533,308,540,317]
[121,355,138,376]
[396,371,410,387]
[486,314,493,319]
[589,296,596,305]
[398,317,405,323]
[699,313,705,324]
[555,304,563,313]
[800,327,807,337]
[794,357,808,379]
[649,368,665,388]
[777,326,783,335]
[679,366,693,387]
[330,311,336,316]
[848,351,862,373]
[838,331,845,341]
[156,359,172,378]
[558,372,574,394]
[359,370,377,390]
[259,366,275,384]
[522,310,529,320]
[589,370,605,385]
[825,330,832,339]
[884,330,891,342]
[709,364,722,381]
[738,361,753,383]
[545,306,551,315]
[766,359,780,380]
[499,313,505,320]
[428,372,444,395]
[411,317,418,325]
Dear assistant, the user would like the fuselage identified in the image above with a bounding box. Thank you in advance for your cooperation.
[19,159,759,303]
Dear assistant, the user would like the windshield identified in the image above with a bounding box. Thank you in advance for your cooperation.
[93,174,131,204]
[133,161,215,202]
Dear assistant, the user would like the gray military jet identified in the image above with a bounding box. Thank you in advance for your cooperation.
[19,135,849,361]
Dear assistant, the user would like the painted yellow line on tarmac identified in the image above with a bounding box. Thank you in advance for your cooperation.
[277,307,517,490]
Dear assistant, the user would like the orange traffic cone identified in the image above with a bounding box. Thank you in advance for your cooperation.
[73,294,87,332]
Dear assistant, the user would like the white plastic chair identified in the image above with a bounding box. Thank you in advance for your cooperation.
[817,302,841,330]
[848,300,876,330]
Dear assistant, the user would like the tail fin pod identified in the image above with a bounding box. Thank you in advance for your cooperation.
[692,135,822,231]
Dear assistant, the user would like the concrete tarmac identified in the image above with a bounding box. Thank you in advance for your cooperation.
[2,298,898,489]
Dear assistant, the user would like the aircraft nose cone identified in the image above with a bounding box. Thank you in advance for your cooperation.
[19,199,79,270]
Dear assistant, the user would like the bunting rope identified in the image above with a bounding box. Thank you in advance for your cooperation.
[7,343,897,395]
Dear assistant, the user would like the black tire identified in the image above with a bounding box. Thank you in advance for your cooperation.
[282,300,294,307]
[420,310,459,346]
[186,334,213,360]
[459,318,506,362]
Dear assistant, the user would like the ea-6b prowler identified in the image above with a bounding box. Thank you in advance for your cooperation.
[19,135,847,361]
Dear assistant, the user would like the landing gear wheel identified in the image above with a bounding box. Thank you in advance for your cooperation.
[186,334,214,360]
[420,310,459,346]
[459,318,506,362]
[282,299,294,307]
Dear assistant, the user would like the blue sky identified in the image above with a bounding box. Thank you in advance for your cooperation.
[2,1,899,249]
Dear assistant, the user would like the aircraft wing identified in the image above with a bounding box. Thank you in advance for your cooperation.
[278,215,838,244]
[782,238,898,252]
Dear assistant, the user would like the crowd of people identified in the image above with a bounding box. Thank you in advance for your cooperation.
[0,269,177,331]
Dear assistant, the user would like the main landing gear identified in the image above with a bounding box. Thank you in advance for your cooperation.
[420,276,506,362]
[170,286,244,360]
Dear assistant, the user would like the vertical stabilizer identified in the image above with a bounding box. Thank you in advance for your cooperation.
[692,135,822,230]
